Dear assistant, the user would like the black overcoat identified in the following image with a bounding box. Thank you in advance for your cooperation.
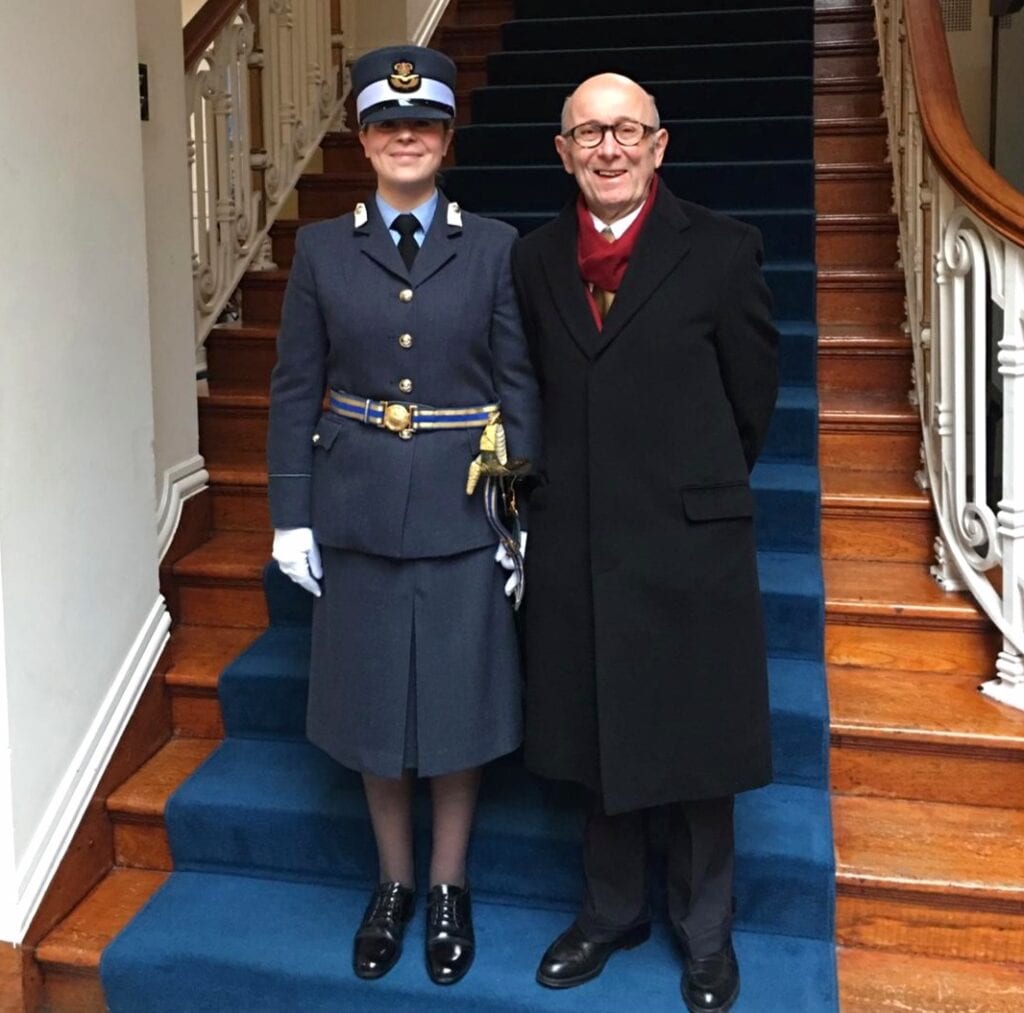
[511,182,779,815]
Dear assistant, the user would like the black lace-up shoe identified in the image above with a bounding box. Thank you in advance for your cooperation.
[536,921,651,988]
[352,882,415,979]
[425,884,475,985]
[681,940,740,1012]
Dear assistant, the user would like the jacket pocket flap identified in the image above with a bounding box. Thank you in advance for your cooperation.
[681,483,755,521]
[312,416,344,450]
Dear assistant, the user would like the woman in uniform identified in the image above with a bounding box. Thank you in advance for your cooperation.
[266,45,540,986]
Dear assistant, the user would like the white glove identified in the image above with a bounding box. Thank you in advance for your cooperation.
[494,531,527,597]
[272,527,323,597]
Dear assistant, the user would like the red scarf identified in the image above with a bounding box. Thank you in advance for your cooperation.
[576,175,659,328]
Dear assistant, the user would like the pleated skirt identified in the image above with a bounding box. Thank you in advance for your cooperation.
[307,544,523,778]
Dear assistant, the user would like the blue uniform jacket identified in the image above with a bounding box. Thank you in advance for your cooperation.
[267,194,542,559]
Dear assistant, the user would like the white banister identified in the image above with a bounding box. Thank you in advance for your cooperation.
[875,0,1024,709]
[186,0,348,346]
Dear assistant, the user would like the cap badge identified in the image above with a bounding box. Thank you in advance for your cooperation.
[389,61,421,93]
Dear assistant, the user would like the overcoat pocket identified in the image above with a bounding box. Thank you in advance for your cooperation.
[312,415,345,451]
[680,483,755,521]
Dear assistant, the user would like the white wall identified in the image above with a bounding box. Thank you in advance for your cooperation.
[0,0,169,942]
[138,0,205,551]
[944,0,993,159]
[994,15,1024,191]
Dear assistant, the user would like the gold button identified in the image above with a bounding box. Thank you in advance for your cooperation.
[398,378,413,394]
[399,333,413,348]
[399,288,413,302]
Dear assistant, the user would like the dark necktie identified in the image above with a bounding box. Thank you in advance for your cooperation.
[390,213,420,271]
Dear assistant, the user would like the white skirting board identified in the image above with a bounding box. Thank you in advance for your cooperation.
[6,596,170,944]
[413,0,453,45]
[156,454,209,561]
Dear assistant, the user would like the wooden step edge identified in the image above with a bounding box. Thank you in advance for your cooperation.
[825,595,990,628]
[815,38,876,55]
[207,464,269,488]
[815,76,881,94]
[206,325,278,342]
[818,406,918,427]
[239,268,291,283]
[816,162,891,179]
[817,212,897,231]
[106,738,218,819]
[818,267,904,289]
[822,492,931,515]
[836,873,1024,909]
[816,116,886,135]
[199,392,269,410]
[818,331,907,350]
[832,724,1024,756]
[35,868,168,973]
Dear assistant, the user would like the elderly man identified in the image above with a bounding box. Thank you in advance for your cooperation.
[511,73,779,1012]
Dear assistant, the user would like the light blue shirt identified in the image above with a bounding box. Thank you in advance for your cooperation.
[376,191,439,248]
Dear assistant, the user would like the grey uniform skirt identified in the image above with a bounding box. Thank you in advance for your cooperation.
[307,543,523,778]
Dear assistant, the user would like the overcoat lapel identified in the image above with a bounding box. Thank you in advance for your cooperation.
[411,195,459,287]
[539,203,602,360]
[354,199,410,282]
[592,184,692,358]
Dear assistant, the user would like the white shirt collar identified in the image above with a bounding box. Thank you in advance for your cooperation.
[589,198,646,240]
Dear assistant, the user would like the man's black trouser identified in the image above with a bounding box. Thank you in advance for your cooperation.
[576,794,734,959]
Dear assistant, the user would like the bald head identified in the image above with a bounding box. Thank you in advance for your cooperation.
[560,73,660,134]
[553,71,669,224]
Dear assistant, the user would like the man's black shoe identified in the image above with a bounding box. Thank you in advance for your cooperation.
[681,940,740,1012]
[352,882,415,979]
[425,884,475,985]
[536,920,651,988]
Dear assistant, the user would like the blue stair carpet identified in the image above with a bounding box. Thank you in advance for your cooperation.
[101,1,835,1008]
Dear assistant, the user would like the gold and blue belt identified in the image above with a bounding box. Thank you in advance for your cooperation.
[328,389,498,439]
[328,387,526,609]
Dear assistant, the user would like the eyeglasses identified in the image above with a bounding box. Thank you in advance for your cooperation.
[562,120,657,148]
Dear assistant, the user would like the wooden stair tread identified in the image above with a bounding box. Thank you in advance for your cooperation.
[824,558,988,623]
[107,738,218,818]
[207,324,277,341]
[201,389,270,409]
[818,322,907,349]
[830,665,1024,749]
[817,212,897,230]
[834,794,1024,903]
[164,625,261,692]
[838,946,1024,1012]
[172,530,270,581]
[819,387,916,422]
[817,265,904,285]
[206,452,269,486]
[240,269,290,284]
[820,466,929,508]
[35,868,167,970]
[816,117,885,133]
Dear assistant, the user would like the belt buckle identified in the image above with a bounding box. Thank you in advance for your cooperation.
[381,401,415,438]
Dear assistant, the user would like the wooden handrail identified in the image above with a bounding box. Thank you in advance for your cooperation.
[184,0,243,70]
[905,0,1024,243]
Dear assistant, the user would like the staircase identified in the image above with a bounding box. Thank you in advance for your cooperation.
[30,1,1024,1011]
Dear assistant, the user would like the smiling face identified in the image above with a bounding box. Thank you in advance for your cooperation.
[359,118,453,209]
[555,74,668,224]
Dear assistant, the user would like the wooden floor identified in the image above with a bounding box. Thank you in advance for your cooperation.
[25,1,1024,1010]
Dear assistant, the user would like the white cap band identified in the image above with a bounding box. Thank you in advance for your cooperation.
[356,77,455,120]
